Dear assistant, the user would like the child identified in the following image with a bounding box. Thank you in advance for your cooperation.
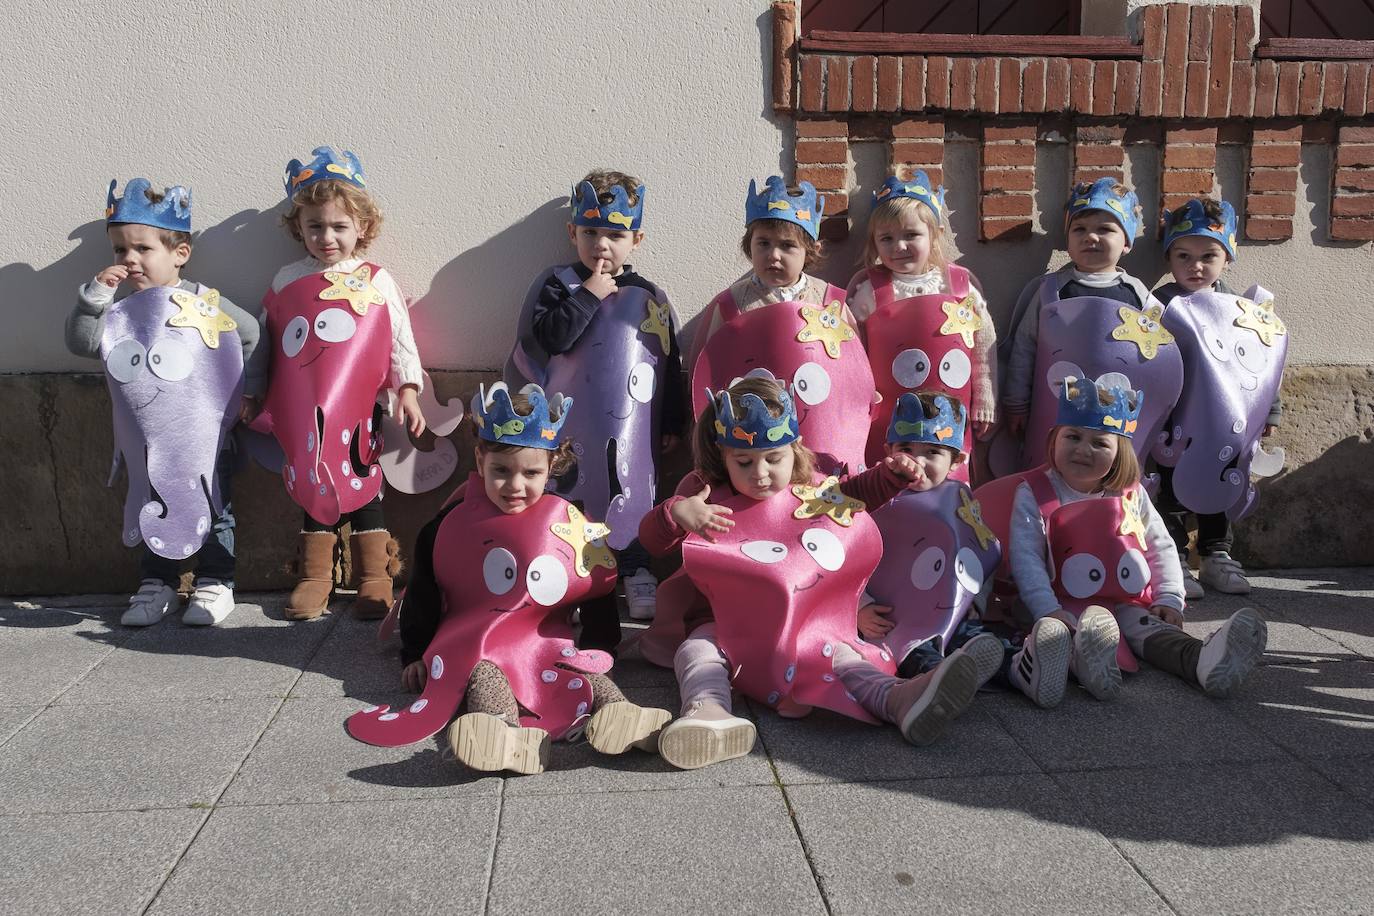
[66,178,264,626]
[847,173,997,468]
[505,170,683,621]
[254,147,427,621]
[640,377,979,769]
[688,177,873,475]
[1153,197,1282,598]
[1005,376,1267,709]
[347,384,670,775]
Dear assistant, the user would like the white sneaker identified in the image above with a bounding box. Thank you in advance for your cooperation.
[658,701,756,770]
[1199,553,1252,595]
[885,653,979,746]
[122,580,178,627]
[624,568,658,621]
[183,580,235,626]
[1069,606,1123,701]
[1008,616,1071,709]
[1197,607,1268,697]
[1180,559,1205,600]
[957,632,1006,688]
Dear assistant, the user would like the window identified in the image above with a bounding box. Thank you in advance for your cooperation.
[801,0,1081,36]
[1260,0,1374,39]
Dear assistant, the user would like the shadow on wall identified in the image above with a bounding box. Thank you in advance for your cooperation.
[0,221,112,364]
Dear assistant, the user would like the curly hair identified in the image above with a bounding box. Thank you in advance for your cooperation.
[282,180,384,253]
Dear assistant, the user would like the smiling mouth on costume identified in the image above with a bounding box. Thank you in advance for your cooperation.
[300,345,330,368]
[793,573,822,593]
[134,387,164,410]
[492,599,530,614]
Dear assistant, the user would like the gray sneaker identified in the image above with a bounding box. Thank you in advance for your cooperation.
[1197,607,1267,697]
[122,580,178,627]
[1180,559,1205,600]
[1069,606,1123,701]
[957,632,1006,688]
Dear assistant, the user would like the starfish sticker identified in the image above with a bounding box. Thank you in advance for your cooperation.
[551,503,617,578]
[1233,297,1287,347]
[1119,490,1147,550]
[939,294,982,347]
[956,489,996,550]
[319,263,385,316]
[1110,304,1175,360]
[795,300,855,359]
[792,476,866,527]
[168,288,237,348]
[640,298,672,354]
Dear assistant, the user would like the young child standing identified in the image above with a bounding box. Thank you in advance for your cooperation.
[1006,376,1267,709]
[847,174,997,468]
[505,170,683,621]
[254,147,426,621]
[66,178,264,626]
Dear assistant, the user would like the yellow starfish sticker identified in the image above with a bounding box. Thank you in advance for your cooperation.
[939,294,983,347]
[956,489,996,550]
[1119,490,1147,549]
[1110,305,1175,360]
[1233,297,1287,347]
[319,264,385,316]
[640,298,672,354]
[795,300,855,359]
[792,476,865,527]
[168,288,237,349]
[551,503,617,578]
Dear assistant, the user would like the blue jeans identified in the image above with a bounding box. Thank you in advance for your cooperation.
[141,446,236,588]
[616,538,651,577]
[897,618,1018,687]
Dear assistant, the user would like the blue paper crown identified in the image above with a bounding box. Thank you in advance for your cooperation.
[1065,177,1142,240]
[105,179,191,232]
[1056,376,1144,438]
[745,176,825,240]
[873,172,947,221]
[1162,198,1238,260]
[570,181,644,231]
[283,147,367,198]
[887,393,967,448]
[706,386,800,450]
[470,382,572,450]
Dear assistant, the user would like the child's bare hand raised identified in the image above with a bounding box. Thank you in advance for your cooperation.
[401,660,427,692]
[858,602,894,640]
[882,453,926,490]
[397,385,427,437]
[96,265,129,288]
[583,259,616,300]
[670,484,734,541]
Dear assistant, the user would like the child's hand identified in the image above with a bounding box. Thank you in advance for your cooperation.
[1006,412,1027,438]
[401,660,428,692]
[583,259,616,300]
[973,419,995,440]
[882,453,927,490]
[397,386,427,437]
[1262,424,1277,438]
[660,433,681,453]
[238,395,261,424]
[95,265,129,288]
[858,603,894,640]
[1149,604,1184,627]
[670,485,735,541]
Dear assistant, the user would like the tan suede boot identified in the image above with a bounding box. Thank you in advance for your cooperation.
[351,530,401,620]
[286,531,337,620]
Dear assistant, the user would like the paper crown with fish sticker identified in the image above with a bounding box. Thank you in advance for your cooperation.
[1056,376,1144,438]
[570,181,644,231]
[1065,177,1142,241]
[745,176,825,240]
[283,147,367,198]
[470,382,572,450]
[106,179,191,232]
[873,172,947,222]
[706,384,800,450]
[1162,197,1238,260]
[887,392,967,449]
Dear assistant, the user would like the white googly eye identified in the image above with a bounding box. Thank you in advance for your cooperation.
[314,307,357,343]
[891,348,931,388]
[526,553,569,606]
[1061,553,1107,599]
[1234,339,1266,374]
[1095,371,1132,392]
[954,547,983,594]
[801,527,845,571]
[146,339,193,382]
[1046,361,1085,395]
[482,547,517,596]
[909,545,947,590]
[741,540,789,564]
[792,362,832,405]
[1203,327,1230,362]
[1117,548,1151,595]
[628,361,655,403]
[105,338,147,384]
[282,315,310,357]
[938,349,972,389]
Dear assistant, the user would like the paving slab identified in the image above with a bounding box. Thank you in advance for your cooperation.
[0,707,40,746]
[0,621,124,705]
[786,774,1173,916]
[1056,760,1374,915]
[1307,753,1374,807]
[0,699,279,814]
[0,808,205,916]
[488,786,826,916]
[147,797,499,915]
[1221,659,1374,760]
[1179,597,1362,665]
[289,612,405,700]
[1248,570,1374,656]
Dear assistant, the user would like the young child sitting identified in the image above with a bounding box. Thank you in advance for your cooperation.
[1006,376,1268,709]
[66,178,263,626]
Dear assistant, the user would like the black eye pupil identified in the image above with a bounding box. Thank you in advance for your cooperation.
[504,569,513,580]
[531,571,541,581]
[131,354,141,365]
[1090,569,1101,581]
[798,380,808,390]
[933,559,943,571]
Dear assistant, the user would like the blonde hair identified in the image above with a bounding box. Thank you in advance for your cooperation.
[475,391,576,477]
[860,195,949,272]
[1045,424,1141,494]
[282,180,384,253]
[692,377,816,487]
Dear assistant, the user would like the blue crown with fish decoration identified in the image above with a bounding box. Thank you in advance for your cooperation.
[887,393,967,448]
[1162,197,1238,260]
[1056,376,1144,438]
[707,385,800,450]
[283,147,367,198]
[470,382,572,450]
[1065,177,1142,241]
[570,181,644,231]
[745,176,825,240]
[105,179,191,232]
[873,172,947,222]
